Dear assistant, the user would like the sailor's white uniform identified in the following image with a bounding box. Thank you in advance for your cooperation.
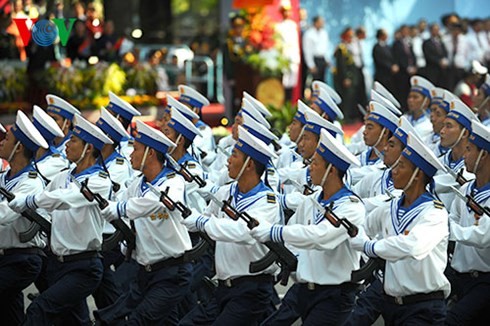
[35,148,69,181]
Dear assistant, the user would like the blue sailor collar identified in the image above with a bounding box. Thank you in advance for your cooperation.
[195,120,207,128]
[381,169,394,194]
[140,166,174,194]
[229,181,272,212]
[469,180,490,204]
[4,162,36,183]
[391,192,434,235]
[313,186,354,224]
[71,164,104,180]
[363,148,382,166]
[409,110,430,125]
[443,150,465,172]
[177,152,198,165]
[104,150,123,165]
[35,145,62,164]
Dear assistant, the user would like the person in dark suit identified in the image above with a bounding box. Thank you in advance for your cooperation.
[423,23,449,88]
[393,25,417,107]
[373,29,399,95]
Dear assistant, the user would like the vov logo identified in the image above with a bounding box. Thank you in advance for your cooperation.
[13,18,77,47]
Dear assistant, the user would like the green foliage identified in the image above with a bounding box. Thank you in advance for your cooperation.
[268,101,296,135]
[0,65,26,102]
[124,63,158,94]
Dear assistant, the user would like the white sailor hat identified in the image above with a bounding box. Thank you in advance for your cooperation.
[242,111,278,145]
[0,123,5,133]
[11,110,48,151]
[447,100,478,131]
[402,133,446,177]
[469,119,490,152]
[312,80,342,104]
[167,95,199,121]
[481,74,490,97]
[410,76,435,99]
[107,91,141,121]
[234,125,277,166]
[304,110,344,137]
[373,81,401,109]
[46,94,81,121]
[32,105,64,143]
[367,101,399,133]
[393,116,420,146]
[243,92,272,118]
[430,88,456,113]
[471,60,488,75]
[371,90,402,116]
[239,98,271,129]
[314,86,344,120]
[72,114,113,151]
[96,107,128,144]
[167,104,202,142]
[316,128,360,171]
[294,100,315,125]
[135,120,176,154]
[178,85,210,109]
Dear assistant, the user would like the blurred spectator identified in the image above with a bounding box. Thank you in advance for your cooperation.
[411,25,426,71]
[302,16,330,83]
[467,19,487,64]
[23,0,39,18]
[373,28,398,94]
[352,26,368,107]
[147,49,169,91]
[66,19,91,62]
[0,11,19,59]
[85,1,103,39]
[54,0,64,19]
[454,60,487,107]
[443,21,471,90]
[275,4,300,102]
[334,27,362,122]
[73,1,86,21]
[423,23,449,88]
[418,19,430,39]
[93,20,120,62]
[393,24,417,106]
[6,0,27,60]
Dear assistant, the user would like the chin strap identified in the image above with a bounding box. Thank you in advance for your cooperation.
[473,149,485,173]
[296,125,306,145]
[74,143,89,166]
[7,141,21,163]
[403,167,420,193]
[319,163,332,188]
[61,118,68,133]
[234,156,251,182]
[169,134,182,155]
[449,128,466,149]
[138,146,150,172]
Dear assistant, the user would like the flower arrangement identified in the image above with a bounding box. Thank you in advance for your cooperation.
[0,64,27,102]
[228,8,290,77]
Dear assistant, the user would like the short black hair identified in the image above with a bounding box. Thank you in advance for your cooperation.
[376,29,385,39]
[183,135,192,150]
[312,16,322,24]
[23,146,34,160]
[251,158,266,177]
[155,150,166,164]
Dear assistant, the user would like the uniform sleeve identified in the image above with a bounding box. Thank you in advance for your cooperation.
[371,208,448,261]
[35,175,111,211]
[282,201,365,250]
[364,204,387,238]
[204,194,281,245]
[0,178,45,224]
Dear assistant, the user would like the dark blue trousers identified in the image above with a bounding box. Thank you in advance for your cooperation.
[446,271,490,325]
[343,278,385,326]
[296,282,357,326]
[382,298,446,325]
[23,256,103,326]
[0,253,43,326]
[179,278,274,326]
[261,283,301,326]
[92,247,124,309]
[95,262,193,325]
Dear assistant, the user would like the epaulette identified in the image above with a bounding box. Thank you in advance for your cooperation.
[61,167,70,172]
[28,171,38,179]
[167,172,176,179]
[199,125,206,130]
[99,171,109,178]
[128,139,134,145]
[187,162,196,169]
[267,168,275,176]
[52,153,61,157]
[349,196,360,203]
[267,193,276,204]
[433,200,444,209]
[116,157,125,165]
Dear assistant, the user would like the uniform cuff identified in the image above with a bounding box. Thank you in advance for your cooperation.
[363,240,378,258]
[26,195,38,210]
[197,215,209,232]
[270,225,284,243]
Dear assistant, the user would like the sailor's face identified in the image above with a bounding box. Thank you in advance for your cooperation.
[363,120,384,147]
[298,131,318,160]
[383,135,403,167]
[0,129,17,160]
[464,141,483,174]
[407,92,427,112]
[288,119,303,143]
[130,141,145,170]
[48,112,67,135]
[65,135,84,163]
[391,155,416,189]
[430,104,447,134]
[227,147,246,179]
[161,124,178,143]
[440,118,463,148]
[309,152,327,185]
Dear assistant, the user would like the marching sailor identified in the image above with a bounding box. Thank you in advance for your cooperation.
[45,94,81,155]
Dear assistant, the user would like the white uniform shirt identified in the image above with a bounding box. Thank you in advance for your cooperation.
[449,180,490,273]
[202,181,281,280]
[176,153,207,214]
[403,111,433,142]
[283,187,365,284]
[35,166,112,256]
[118,168,192,265]
[365,193,450,297]
[194,121,217,170]
[35,148,69,182]
[302,27,330,69]
[0,166,46,249]
[347,125,367,155]
[119,137,134,162]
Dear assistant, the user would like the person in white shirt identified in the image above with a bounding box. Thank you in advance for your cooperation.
[473,73,490,126]
[446,119,490,325]
[302,16,330,82]
[251,128,364,325]
[403,75,434,141]
[0,111,48,325]
[9,114,113,325]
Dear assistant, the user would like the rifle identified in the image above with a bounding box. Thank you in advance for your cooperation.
[145,182,214,262]
[445,165,469,186]
[0,187,51,242]
[450,185,490,225]
[283,178,314,196]
[166,154,206,188]
[312,200,359,237]
[71,176,136,255]
[208,193,297,286]
[351,258,385,283]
